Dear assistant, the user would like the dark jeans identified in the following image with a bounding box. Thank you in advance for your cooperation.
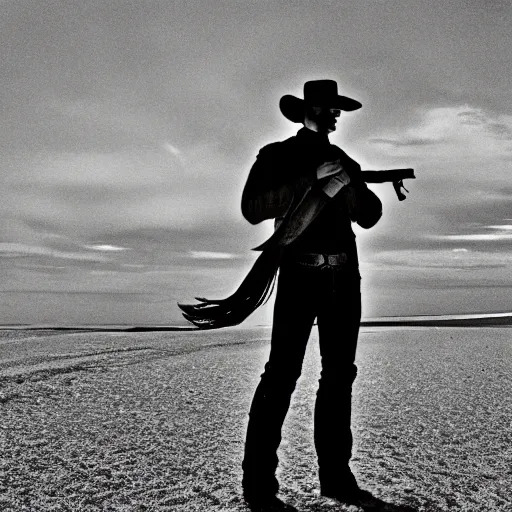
[242,261,361,495]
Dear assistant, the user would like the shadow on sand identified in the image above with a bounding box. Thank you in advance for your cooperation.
[244,491,418,511]
[349,490,418,511]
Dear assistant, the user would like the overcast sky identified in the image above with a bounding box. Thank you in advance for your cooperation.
[2,0,512,326]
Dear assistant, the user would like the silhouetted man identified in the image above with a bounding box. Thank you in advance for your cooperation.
[241,80,383,510]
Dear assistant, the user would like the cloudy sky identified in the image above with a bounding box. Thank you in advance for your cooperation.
[2,0,512,326]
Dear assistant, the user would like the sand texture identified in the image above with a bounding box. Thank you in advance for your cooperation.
[0,327,511,511]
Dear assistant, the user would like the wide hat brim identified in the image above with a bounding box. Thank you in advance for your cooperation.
[279,94,362,123]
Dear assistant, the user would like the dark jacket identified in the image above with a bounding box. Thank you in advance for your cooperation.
[241,127,382,254]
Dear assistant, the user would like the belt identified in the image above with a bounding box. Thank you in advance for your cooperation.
[292,252,348,268]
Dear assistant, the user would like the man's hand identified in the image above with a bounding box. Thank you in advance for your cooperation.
[316,159,344,180]
[321,171,351,198]
[317,159,351,197]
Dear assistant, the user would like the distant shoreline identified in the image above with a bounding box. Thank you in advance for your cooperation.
[2,312,512,331]
[362,311,512,327]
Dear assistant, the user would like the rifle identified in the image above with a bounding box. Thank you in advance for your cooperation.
[253,167,416,251]
[361,168,415,201]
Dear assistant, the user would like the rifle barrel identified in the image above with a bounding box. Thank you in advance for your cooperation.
[361,168,415,183]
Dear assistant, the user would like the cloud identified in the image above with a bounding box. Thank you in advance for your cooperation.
[189,251,239,260]
[359,110,512,259]
[0,243,109,262]
[6,149,178,188]
[368,137,439,148]
[436,234,512,242]
[84,244,129,252]
[457,110,512,139]
[368,106,512,169]
[488,224,512,230]
[162,142,186,164]
[0,144,246,238]
[371,248,512,270]
[429,222,512,243]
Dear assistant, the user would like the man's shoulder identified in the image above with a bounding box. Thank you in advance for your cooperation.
[257,135,300,157]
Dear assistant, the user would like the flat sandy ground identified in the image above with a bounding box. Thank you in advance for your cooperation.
[0,326,510,511]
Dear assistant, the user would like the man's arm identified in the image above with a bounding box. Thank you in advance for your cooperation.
[343,184,383,229]
[320,149,383,229]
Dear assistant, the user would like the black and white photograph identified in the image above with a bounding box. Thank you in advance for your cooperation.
[1,1,511,511]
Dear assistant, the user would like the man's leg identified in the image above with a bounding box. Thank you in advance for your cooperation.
[314,268,361,494]
[242,265,318,499]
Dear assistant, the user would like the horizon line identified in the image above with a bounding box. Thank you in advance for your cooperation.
[2,311,512,331]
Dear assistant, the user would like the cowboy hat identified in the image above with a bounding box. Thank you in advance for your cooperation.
[279,79,362,123]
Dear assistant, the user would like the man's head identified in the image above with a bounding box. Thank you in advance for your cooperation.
[279,79,361,131]
[304,105,342,134]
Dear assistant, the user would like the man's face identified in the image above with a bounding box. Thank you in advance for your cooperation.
[310,106,342,133]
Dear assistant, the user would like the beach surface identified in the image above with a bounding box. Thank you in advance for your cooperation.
[0,326,510,511]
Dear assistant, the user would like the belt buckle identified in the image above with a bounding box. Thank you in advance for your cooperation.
[324,253,347,268]
[319,254,336,270]
[327,254,338,267]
